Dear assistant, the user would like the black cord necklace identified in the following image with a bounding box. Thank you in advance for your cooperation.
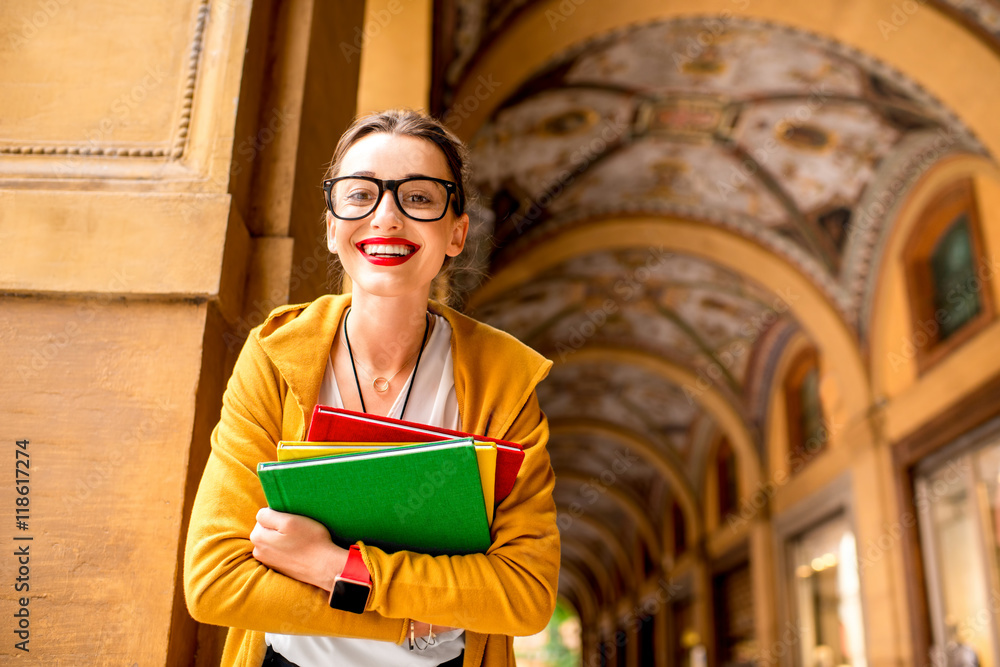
[343,308,430,418]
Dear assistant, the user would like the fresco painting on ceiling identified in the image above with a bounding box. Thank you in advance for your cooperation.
[474,248,789,393]
[468,17,983,282]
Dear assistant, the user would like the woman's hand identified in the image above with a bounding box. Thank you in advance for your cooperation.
[252,509,461,633]
[250,507,347,591]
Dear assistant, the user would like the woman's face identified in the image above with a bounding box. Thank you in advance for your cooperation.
[326,133,469,300]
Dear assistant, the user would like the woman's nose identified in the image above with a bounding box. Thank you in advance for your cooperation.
[369,191,403,229]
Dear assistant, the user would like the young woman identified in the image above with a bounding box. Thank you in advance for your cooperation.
[183,110,560,667]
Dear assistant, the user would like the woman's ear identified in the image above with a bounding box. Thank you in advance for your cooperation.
[446,213,470,257]
[326,210,337,253]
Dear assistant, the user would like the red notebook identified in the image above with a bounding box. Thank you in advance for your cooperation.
[307,405,525,504]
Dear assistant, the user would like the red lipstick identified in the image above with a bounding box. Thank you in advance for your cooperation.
[356,237,421,266]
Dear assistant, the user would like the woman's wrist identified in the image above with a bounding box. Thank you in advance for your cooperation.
[322,543,350,592]
[409,621,437,650]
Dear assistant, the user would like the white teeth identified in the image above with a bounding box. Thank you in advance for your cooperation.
[363,243,414,257]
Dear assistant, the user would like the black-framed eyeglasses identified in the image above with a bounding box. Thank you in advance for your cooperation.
[323,176,460,222]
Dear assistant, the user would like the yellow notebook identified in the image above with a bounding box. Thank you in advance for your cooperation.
[277,440,498,525]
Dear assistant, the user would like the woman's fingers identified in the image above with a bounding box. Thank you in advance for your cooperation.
[255,506,287,530]
[250,509,346,590]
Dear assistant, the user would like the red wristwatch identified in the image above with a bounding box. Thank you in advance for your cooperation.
[329,544,373,613]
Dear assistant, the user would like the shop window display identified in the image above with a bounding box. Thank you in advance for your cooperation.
[917,437,1000,667]
[788,514,867,667]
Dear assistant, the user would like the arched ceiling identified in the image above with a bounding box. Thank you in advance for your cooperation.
[464,16,986,316]
[435,4,998,620]
[474,248,789,397]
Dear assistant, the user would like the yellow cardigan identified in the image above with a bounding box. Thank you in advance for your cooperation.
[183,294,560,667]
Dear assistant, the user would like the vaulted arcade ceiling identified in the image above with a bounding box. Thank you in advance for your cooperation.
[435,5,995,618]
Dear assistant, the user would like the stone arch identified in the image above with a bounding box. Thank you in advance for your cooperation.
[556,502,638,590]
[559,562,600,625]
[470,219,870,429]
[562,539,616,605]
[550,417,702,558]
[557,469,663,561]
[554,345,764,504]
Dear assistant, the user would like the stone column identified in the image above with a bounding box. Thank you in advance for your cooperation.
[0,1,364,663]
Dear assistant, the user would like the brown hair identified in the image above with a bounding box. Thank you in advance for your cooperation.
[325,109,469,216]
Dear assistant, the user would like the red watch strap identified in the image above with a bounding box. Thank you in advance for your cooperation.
[341,544,371,584]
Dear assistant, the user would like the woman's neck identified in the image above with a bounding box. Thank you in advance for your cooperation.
[344,290,432,375]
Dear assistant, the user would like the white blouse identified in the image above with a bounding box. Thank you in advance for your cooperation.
[266,313,466,666]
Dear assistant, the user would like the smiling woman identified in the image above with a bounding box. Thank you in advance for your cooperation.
[182,109,561,667]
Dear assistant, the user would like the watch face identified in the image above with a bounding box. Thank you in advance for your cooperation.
[329,579,371,614]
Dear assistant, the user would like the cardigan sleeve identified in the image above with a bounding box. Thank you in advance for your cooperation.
[358,389,561,637]
[183,332,408,643]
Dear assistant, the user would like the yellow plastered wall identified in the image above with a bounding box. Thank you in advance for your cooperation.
[765,333,909,666]
[356,0,432,114]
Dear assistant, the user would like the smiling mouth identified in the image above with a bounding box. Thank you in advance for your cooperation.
[361,243,417,258]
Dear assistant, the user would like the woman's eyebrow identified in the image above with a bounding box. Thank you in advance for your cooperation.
[346,171,438,179]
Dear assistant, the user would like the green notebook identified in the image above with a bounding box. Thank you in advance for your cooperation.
[257,438,491,556]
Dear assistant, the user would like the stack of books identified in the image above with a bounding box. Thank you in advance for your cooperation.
[257,406,525,556]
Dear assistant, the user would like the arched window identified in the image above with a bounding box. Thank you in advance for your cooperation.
[904,179,993,370]
[785,347,826,468]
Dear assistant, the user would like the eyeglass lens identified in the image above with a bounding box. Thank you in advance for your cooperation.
[331,178,449,221]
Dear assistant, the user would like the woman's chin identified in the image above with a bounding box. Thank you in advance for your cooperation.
[350,276,432,301]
